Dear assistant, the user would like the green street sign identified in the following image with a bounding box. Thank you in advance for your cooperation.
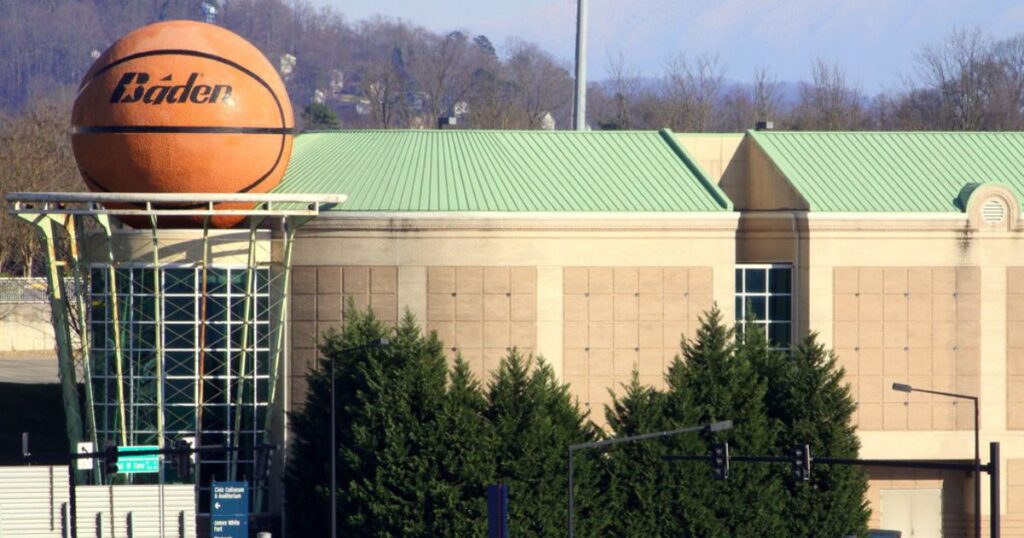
[117,445,161,474]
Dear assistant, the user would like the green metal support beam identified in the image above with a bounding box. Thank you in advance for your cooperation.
[16,214,84,459]
[95,215,129,446]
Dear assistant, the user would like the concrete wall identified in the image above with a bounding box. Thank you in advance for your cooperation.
[721,138,1024,535]
[739,206,1024,534]
[287,213,739,421]
[0,302,54,352]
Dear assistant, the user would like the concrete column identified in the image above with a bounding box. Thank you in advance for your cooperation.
[398,266,427,324]
[537,266,564,379]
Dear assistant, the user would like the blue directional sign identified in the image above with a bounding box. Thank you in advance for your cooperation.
[210,481,249,538]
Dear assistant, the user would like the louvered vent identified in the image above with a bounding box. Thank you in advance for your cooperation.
[982,197,1007,224]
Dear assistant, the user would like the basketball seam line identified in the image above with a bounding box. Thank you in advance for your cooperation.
[74,126,296,135]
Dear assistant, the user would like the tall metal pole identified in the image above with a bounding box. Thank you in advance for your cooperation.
[567,448,574,538]
[991,441,1000,538]
[331,351,337,538]
[572,0,588,130]
[975,397,981,538]
[892,383,979,537]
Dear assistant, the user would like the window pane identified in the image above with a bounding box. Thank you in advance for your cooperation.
[206,270,229,294]
[230,271,247,293]
[747,296,766,320]
[165,268,193,294]
[735,297,743,320]
[166,296,194,322]
[735,268,743,292]
[769,322,791,348]
[769,296,791,322]
[165,351,194,376]
[745,269,766,293]
[769,268,792,294]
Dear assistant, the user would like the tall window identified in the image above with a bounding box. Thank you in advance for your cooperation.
[735,264,792,349]
[89,265,270,508]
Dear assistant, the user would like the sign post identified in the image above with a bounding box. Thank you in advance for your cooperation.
[487,483,509,538]
[211,481,249,538]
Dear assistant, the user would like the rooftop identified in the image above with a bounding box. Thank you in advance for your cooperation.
[749,130,1024,212]
[274,129,732,212]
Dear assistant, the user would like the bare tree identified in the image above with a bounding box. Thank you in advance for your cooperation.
[500,39,573,129]
[793,59,864,130]
[752,65,781,124]
[592,51,642,130]
[0,95,82,276]
[720,65,782,131]
[663,53,724,131]
[916,27,998,130]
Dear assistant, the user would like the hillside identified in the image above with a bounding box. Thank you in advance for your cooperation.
[0,0,573,129]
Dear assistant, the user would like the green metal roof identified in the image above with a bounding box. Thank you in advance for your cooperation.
[274,129,732,212]
[749,130,1024,212]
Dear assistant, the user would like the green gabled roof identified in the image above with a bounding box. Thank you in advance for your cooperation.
[274,129,732,212]
[749,130,1024,212]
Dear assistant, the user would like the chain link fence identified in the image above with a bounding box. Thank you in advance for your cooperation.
[0,277,78,304]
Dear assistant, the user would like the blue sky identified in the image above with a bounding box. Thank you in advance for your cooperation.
[311,0,1024,93]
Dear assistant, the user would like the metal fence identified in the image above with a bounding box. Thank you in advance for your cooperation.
[0,278,78,304]
[0,278,48,304]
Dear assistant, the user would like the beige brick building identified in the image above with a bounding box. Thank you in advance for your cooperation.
[275,128,1024,536]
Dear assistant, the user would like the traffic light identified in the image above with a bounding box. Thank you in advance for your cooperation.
[711,442,729,480]
[173,438,192,479]
[791,444,811,481]
[103,441,118,477]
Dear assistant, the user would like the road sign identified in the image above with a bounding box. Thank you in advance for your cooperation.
[76,442,94,471]
[117,445,160,474]
[211,481,249,538]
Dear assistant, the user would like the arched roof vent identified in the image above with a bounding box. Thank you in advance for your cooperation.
[982,197,1007,224]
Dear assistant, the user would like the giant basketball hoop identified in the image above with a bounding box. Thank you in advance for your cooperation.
[5,191,343,515]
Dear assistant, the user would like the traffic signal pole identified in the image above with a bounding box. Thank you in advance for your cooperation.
[567,420,733,537]
[665,442,1004,538]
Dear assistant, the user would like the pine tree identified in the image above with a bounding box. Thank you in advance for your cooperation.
[486,350,603,536]
[283,309,458,536]
[749,331,871,537]
[301,102,341,130]
[431,356,496,536]
[664,306,787,537]
[602,372,703,536]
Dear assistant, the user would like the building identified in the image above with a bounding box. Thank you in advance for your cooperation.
[30,128,1024,535]
[276,128,1024,535]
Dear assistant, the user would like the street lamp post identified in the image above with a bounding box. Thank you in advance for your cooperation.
[330,338,389,538]
[892,382,980,538]
[567,420,733,537]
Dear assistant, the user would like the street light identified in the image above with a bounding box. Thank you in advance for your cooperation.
[892,382,979,538]
[567,420,733,537]
[330,337,389,538]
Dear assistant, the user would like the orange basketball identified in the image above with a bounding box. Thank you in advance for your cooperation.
[71,20,294,228]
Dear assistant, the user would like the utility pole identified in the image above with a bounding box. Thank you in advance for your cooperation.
[572,0,588,130]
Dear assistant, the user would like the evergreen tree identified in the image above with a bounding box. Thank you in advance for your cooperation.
[431,356,496,536]
[301,102,341,131]
[749,331,871,537]
[284,309,467,536]
[602,372,703,536]
[486,350,603,536]
[664,306,787,537]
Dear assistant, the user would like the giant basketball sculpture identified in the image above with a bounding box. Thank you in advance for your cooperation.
[71,20,294,228]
